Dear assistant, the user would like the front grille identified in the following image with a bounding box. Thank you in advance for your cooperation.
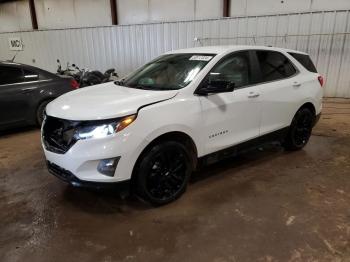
[47,161,74,182]
[42,116,80,154]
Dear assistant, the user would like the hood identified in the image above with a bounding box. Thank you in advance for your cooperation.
[46,82,178,120]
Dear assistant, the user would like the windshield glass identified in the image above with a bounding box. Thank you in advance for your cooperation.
[122,53,215,90]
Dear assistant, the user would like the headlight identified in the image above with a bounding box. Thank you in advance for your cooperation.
[74,115,136,140]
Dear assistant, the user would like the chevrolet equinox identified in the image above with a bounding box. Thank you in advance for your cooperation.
[42,45,323,205]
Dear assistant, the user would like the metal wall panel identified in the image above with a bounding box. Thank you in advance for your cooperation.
[0,10,349,97]
[33,0,112,30]
[0,0,32,33]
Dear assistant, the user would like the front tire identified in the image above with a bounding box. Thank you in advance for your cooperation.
[134,141,193,206]
[36,100,51,126]
[283,108,315,151]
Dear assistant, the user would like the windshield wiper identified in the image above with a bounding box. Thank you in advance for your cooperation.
[132,85,156,90]
[121,83,178,91]
[114,80,125,86]
[133,85,154,90]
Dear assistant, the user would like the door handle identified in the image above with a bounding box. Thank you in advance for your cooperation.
[293,82,301,87]
[248,92,260,98]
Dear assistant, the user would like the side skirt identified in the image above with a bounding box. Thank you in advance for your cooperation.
[198,126,289,166]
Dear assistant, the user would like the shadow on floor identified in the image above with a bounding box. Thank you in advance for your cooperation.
[0,125,38,138]
[61,142,287,213]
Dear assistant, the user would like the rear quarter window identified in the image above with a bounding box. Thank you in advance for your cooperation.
[288,52,317,73]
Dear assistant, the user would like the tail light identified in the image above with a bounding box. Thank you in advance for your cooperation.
[318,75,324,87]
[70,79,79,89]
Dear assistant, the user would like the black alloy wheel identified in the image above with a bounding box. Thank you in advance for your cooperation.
[134,141,192,205]
[284,108,315,150]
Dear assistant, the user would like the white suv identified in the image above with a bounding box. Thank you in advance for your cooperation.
[42,45,323,205]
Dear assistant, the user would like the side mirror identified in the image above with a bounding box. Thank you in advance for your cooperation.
[197,76,235,95]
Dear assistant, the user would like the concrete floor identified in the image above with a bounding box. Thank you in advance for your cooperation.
[1,98,350,262]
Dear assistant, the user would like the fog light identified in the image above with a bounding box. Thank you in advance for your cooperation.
[97,157,120,177]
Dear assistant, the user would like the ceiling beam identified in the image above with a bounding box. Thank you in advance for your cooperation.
[110,0,118,25]
[223,0,230,17]
[0,0,19,3]
[29,0,38,30]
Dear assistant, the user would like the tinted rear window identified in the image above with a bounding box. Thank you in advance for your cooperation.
[256,51,297,82]
[288,52,317,73]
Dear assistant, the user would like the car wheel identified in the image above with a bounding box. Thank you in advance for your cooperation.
[283,108,315,151]
[134,141,192,206]
[36,100,51,126]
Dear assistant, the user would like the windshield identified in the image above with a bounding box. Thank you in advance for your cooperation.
[121,53,215,90]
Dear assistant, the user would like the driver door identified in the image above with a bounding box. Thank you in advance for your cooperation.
[0,65,29,126]
[198,51,262,155]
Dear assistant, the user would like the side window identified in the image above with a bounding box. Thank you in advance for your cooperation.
[0,66,24,85]
[256,51,296,82]
[23,69,40,82]
[288,52,317,73]
[209,51,252,88]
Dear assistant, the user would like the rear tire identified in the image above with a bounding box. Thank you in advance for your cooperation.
[283,108,315,151]
[133,141,192,206]
[36,100,51,126]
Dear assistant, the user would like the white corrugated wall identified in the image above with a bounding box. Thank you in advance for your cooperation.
[0,10,349,97]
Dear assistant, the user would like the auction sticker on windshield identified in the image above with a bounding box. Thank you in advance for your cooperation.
[189,55,213,61]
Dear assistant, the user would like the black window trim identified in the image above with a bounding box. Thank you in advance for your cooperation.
[0,78,52,87]
[0,65,52,87]
[287,52,317,73]
[194,49,300,95]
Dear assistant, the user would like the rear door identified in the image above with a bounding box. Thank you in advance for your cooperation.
[0,65,29,125]
[253,50,300,135]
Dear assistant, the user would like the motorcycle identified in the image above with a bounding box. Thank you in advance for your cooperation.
[56,59,118,88]
[78,68,118,87]
[56,59,77,77]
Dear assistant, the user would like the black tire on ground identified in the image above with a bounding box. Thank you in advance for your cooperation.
[283,107,315,151]
[134,141,193,206]
[36,100,51,126]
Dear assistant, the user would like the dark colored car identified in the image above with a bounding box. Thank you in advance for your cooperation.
[0,61,79,131]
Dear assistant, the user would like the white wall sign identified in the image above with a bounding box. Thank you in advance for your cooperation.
[8,37,23,51]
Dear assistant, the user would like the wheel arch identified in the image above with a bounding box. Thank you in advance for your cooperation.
[298,102,316,116]
[284,101,316,150]
[286,101,317,129]
[36,96,56,110]
[34,97,56,124]
[131,131,198,184]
